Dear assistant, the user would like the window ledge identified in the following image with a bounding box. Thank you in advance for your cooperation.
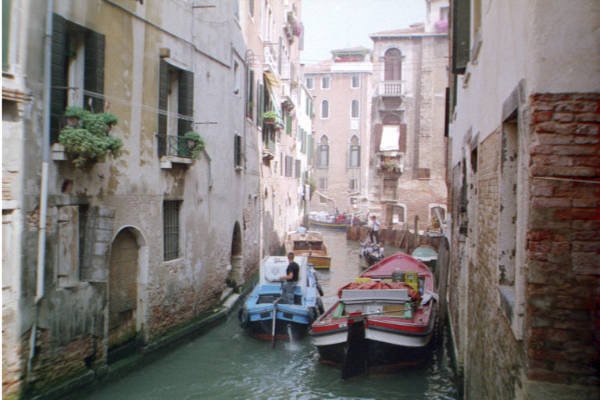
[160,156,193,169]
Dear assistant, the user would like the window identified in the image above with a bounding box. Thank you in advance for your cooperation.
[306,77,313,89]
[295,159,301,178]
[392,205,406,224]
[306,96,313,117]
[318,177,328,190]
[351,100,359,118]
[234,134,242,168]
[349,178,358,191]
[451,0,470,74]
[317,136,329,168]
[158,60,194,157]
[384,48,402,81]
[379,116,407,152]
[321,100,329,119]
[246,69,254,119]
[349,136,360,168]
[285,155,293,177]
[248,0,254,17]
[351,74,360,88]
[233,60,241,95]
[163,200,180,261]
[321,76,330,89]
[50,14,105,142]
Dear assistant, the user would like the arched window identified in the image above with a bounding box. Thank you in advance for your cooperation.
[349,135,360,168]
[384,48,402,81]
[351,100,359,118]
[321,100,329,118]
[317,135,329,168]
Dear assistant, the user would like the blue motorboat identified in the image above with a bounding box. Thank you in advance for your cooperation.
[239,256,324,342]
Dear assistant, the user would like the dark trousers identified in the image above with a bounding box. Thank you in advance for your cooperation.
[370,230,380,243]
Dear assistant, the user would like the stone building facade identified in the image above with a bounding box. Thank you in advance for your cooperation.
[240,0,309,254]
[368,0,449,231]
[304,48,373,216]
[2,0,266,397]
[447,0,599,398]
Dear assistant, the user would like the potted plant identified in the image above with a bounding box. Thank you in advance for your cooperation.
[64,106,87,127]
[58,109,123,168]
[183,131,205,159]
[262,110,278,125]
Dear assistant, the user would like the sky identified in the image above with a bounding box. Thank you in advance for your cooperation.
[300,0,426,64]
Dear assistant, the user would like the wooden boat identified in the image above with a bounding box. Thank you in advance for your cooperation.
[307,211,362,231]
[309,252,438,377]
[238,256,324,342]
[284,228,331,269]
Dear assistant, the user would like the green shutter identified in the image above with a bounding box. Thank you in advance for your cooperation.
[157,60,168,156]
[257,82,263,125]
[2,0,11,72]
[84,29,105,112]
[178,68,194,136]
[399,123,407,153]
[50,13,68,142]
[452,0,470,74]
[286,114,292,135]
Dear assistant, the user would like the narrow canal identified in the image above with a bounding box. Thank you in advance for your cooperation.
[78,230,459,400]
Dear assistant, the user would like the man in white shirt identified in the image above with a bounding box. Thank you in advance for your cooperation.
[369,215,381,243]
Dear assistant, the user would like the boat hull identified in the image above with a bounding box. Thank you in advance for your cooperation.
[308,219,349,231]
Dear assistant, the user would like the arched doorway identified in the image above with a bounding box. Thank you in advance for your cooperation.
[108,228,139,352]
[228,222,243,287]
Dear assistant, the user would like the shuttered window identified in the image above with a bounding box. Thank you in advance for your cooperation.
[234,134,242,168]
[451,0,471,74]
[3,0,11,72]
[157,60,194,157]
[50,14,105,142]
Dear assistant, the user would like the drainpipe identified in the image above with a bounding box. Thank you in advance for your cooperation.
[28,0,53,376]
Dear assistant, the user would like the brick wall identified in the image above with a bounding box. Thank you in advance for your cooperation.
[526,93,600,386]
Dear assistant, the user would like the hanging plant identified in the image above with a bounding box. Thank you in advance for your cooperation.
[59,108,122,168]
[263,110,278,124]
[183,131,205,159]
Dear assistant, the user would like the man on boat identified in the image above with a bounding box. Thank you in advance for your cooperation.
[280,252,299,304]
[369,215,381,243]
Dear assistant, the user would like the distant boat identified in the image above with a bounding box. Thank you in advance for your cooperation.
[285,228,331,269]
[309,252,438,377]
[239,256,324,342]
[307,211,360,231]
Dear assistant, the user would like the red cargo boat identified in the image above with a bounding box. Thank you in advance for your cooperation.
[309,252,438,374]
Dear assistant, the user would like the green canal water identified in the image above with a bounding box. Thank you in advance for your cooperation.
[78,231,459,400]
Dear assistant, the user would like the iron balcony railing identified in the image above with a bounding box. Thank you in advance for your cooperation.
[157,134,194,158]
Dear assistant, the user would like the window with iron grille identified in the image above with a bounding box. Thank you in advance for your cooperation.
[163,200,181,261]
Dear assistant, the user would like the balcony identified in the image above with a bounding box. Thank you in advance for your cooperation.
[377,81,403,97]
[158,134,195,168]
[376,152,404,177]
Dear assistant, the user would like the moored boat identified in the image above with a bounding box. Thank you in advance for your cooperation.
[309,252,438,376]
[239,255,324,342]
[284,227,331,269]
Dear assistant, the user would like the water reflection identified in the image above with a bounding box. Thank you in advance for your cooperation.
[78,230,458,400]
